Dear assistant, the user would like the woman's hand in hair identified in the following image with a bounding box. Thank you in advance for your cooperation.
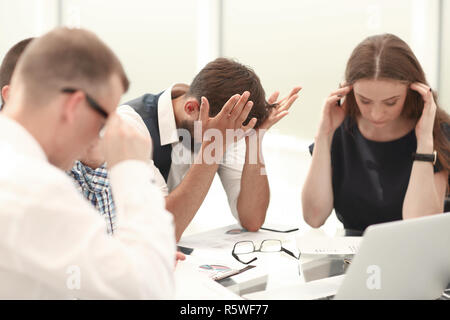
[410,82,437,152]
[317,85,352,141]
[257,86,302,132]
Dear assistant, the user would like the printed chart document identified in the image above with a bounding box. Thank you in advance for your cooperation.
[296,235,362,255]
[174,255,243,300]
[182,247,269,296]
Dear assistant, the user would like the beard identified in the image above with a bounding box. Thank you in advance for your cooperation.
[178,119,201,154]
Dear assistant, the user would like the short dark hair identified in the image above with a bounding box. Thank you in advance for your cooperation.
[187,58,274,128]
[14,27,129,105]
[0,37,34,104]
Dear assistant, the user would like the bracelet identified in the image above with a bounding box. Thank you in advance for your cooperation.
[412,151,437,165]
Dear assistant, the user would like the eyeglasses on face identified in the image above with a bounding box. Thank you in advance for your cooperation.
[232,239,300,265]
[61,88,109,119]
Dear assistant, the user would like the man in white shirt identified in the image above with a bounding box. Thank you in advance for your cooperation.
[0,27,176,299]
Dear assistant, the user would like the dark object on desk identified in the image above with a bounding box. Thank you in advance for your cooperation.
[260,226,299,233]
[177,245,194,255]
[315,294,335,300]
[214,265,256,281]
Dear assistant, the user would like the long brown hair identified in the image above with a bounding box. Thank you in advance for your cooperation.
[344,34,450,177]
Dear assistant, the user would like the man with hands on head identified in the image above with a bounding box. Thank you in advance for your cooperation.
[0,27,176,299]
[126,58,301,241]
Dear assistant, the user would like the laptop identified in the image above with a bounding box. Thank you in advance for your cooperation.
[332,213,450,299]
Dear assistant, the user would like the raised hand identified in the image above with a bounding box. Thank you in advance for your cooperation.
[259,86,302,131]
[317,85,352,138]
[410,82,436,152]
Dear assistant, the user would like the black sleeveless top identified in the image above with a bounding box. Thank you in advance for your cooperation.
[309,118,445,233]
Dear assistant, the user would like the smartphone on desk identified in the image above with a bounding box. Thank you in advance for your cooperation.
[260,223,299,233]
[177,245,194,255]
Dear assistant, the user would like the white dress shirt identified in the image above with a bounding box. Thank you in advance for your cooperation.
[126,85,246,221]
[117,105,169,196]
[0,114,176,299]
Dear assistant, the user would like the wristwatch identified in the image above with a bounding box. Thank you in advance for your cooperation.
[412,151,437,165]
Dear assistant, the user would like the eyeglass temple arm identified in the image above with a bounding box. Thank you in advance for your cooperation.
[61,88,108,118]
[282,247,300,259]
[232,252,258,265]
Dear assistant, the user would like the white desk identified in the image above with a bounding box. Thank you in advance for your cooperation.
[177,224,353,299]
[242,274,345,300]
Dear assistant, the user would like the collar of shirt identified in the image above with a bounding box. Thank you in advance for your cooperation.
[71,161,110,194]
[158,84,180,146]
[0,115,48,163]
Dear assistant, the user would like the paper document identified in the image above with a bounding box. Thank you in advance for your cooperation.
[243,275,345,300]
[180,247,269,295]
[296,236,362,255]
[179,224,291,250]
[174,255,242,300]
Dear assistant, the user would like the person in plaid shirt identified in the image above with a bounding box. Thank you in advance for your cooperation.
[69,160,116,234]
[68,105,168,235]
[68,105,184,262]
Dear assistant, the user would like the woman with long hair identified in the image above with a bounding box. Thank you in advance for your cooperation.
[302,33,450,235]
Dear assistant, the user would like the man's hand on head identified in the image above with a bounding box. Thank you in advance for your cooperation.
[259,86,302,132]
[197,92,257,154]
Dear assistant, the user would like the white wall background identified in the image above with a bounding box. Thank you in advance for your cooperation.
[0,0,448,236]
[1,0,447,136]
[0,0,58,47]
[60,0,199,102]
